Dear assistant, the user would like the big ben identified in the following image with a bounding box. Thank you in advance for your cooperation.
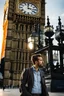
[1,0,45,87]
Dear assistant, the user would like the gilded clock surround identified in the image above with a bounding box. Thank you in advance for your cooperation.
[15,0,41,17]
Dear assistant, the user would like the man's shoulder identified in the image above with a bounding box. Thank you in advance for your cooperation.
[22,67,33,74]
[25,67,33,71]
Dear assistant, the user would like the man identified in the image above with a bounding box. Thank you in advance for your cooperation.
[20,54,49,96]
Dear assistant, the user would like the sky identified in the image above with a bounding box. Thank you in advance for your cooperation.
[46,0,64,29]
[0,0,64,57]
[46,0,64,44]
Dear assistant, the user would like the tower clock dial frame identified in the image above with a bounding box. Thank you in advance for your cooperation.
[16,0,41,17]
[19,2,38,15]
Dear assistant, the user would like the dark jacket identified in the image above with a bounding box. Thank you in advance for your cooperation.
[20,67,49,96]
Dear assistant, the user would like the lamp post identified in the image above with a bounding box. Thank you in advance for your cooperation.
[44,16,54,77]
[28,36,34,50]
[28,23,44,51]
[55,16,64,74]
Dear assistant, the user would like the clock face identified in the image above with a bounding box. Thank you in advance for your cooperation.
[19,3,38,15]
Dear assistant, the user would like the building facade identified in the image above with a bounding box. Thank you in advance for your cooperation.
[1,0,45,87]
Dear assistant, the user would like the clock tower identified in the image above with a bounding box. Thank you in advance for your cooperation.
[1,0,45,87]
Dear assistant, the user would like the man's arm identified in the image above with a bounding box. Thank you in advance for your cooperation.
[20,68,32,96]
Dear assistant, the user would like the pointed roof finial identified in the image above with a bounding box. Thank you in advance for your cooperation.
[47,16,50,26]
[58,16,61,26]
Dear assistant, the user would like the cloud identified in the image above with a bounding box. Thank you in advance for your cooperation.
[60,13,64,25]
[61,13,64,17]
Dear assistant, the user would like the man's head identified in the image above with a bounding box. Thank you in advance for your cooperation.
[31,54,44,68]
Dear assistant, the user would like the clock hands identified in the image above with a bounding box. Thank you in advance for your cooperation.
[27,3,32,10]
[27,4,37,12]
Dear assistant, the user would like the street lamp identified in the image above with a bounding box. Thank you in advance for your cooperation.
[28,36,34,50]
[44,16,54,75]
[44,16,54,38]
[28,24,44,51]
[55,16,64,42]
[55,16,64,74]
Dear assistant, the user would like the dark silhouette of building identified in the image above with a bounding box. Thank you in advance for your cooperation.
[1,0,45,87]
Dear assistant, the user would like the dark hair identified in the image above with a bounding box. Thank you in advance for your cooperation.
[31,54,42,64]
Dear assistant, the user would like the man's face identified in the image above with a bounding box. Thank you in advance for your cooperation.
[37,57,44,68]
